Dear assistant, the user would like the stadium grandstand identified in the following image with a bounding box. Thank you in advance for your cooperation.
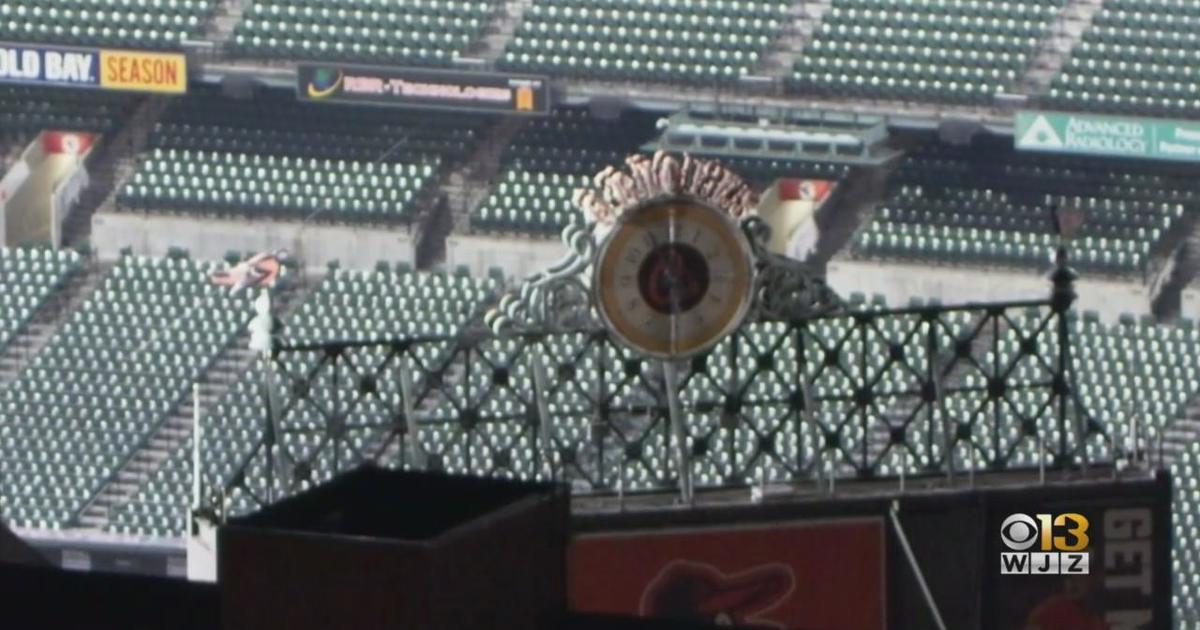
[0,0,1197,626]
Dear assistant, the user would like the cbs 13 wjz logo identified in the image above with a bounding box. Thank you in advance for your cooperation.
[1000,513,1090,575]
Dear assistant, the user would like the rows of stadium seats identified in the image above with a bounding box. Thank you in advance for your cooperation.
[679,299,1117,481]
[475,169,591,234]
[229,0,497,63]
[438,298,1192,489]
[106,264,500,536]
[1075,313,1200,458]
[6,0,1200,117]
[0,253,248,530]
[1176,439,1200,619]
[499,0,791,83]
[471,109,850,235]
[471,109,658,234]
[791,0,1065,104]
[526,297,1193,486]
[118,148,437,221]
[0,87,133,135]
[910,150,1200,207]
[106,438,192,537]
[854,184,1181,272]
[6,0,1200,118]
[115,89,487,223]
[0,0,217,48]
[0,87,134,172]
[850,147,1199,273]
[0,248,81,353]
[1047,0,1200,116]
[146,95,484,160]
[432,309,1015,488]
[96,272,1200,536]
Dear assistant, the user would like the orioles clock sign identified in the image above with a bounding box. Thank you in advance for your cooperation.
[594,197,754,359]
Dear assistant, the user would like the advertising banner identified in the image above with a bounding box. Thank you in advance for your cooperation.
[97,49,187,93]
[1016,111,1200,163]
[296,64,550,114]
[0,42,186,94]
[570,518,885,630]
[984,478,1169,630]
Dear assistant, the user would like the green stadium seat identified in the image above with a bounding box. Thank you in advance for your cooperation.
[1046,0,1200,115]
[849,146,1198,274]
[791,0,1066,104]
[105,265,501,536]
[499,0,790,83]
[0,0,217,48]
[0,253,249,530]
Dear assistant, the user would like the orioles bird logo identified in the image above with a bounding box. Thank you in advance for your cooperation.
[640,560,796,628]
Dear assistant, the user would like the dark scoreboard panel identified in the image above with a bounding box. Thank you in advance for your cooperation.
[296,63,551,115]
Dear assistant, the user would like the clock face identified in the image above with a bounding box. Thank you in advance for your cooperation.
[594,197,753,359]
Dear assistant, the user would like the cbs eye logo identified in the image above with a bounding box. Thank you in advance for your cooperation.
[1000,513,1090,575]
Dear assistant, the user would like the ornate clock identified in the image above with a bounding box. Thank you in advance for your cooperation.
[594,196,754,359]
[486,151,838,345]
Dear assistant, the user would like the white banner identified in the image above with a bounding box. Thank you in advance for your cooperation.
[0,157,30,246]
[50,161,88,247]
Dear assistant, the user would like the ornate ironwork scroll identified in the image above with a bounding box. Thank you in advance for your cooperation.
[741,216,843,321]
[485,151,801,336]
[197,153,1112,520]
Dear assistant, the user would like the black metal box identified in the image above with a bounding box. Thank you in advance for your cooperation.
[219,466,569,630]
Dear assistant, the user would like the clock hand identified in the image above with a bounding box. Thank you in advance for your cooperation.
[667,212,681,355]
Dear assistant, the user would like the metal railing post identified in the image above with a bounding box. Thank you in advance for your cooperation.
[890,501,949,630]
[259,352,276,505]
[663,361,693,505]
[1051,248,1078,471]
[398,355,424,469]
[1038,434,1046,486]
[529,339,554,480]
[191,383,202,512]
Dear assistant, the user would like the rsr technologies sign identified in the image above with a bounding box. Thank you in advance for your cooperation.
[1016,110,1200,163]
[297,64,549,115]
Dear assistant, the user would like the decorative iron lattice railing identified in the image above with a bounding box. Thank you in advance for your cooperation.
[203,274,1116,519]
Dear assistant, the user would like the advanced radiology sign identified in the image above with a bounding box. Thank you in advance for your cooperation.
[1017,110,1200,163]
